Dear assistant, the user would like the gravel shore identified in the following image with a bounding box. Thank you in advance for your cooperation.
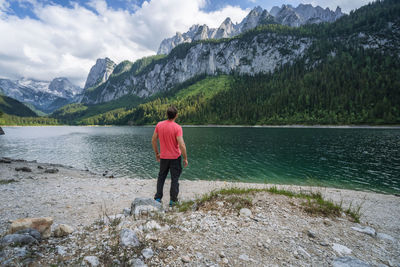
[0,158,399,266]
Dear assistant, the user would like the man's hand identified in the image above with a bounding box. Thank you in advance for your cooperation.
[155,153,160,162]
[183,159,188,168]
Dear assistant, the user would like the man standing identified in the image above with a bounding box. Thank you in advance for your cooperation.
[152,106,188,207]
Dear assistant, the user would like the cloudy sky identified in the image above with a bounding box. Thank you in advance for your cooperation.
[0,0,370,87]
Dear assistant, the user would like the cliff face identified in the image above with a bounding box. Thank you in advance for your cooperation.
[83,58,116,90]
[82,33,311,104]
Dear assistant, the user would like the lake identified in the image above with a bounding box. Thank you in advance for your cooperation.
[0,126,399,194]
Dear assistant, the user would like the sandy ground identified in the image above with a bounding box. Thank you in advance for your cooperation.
[0,158,399,239]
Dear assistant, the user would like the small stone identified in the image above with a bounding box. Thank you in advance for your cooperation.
[142,248,154,259]
[320,241,329,247]
[219,251,226,258]
[44,168,59,173]
[37,165,44,169]
[123,208,131,216]
[144,220,161,231]
[130,258,147,267]
[257,242,263,247]
[120,228,140,247]
[222,258,229,264]
[323,219,332,226]
[83,256,100,266]
[0,234,38,246]
[0,158,11,163]
[145,234,158,242]
[332,243,352,256]
[167,245,174,251]
[131,198,163,218]
[56,245,67,256]
[332,256,371,267]
[54,224,74,237]
[351,226,376,237]
[307,230,316,238]
[216,201,224,207]
[181,255,190,263]
[239,208,252,217]
[15,167,32,172]
[9,217,53,238]
[239,254,250,261]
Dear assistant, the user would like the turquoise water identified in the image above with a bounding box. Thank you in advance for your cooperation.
[0,126,399,194]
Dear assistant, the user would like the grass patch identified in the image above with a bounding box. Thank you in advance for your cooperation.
[177,186,362,222]
[0,179,17,185]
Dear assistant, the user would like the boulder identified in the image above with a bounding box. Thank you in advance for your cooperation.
[332,256,371,267]
[0,127,4,135]
[141,247,154,259]
[0,234,38,246]
[131,198,163,218]
[351,226,376,237]
[15,167,32,172]
[9,217,53,238]
[0,157,11,163]
[120,228,140,247]
[15,228,41,241]
[53,224,74,237]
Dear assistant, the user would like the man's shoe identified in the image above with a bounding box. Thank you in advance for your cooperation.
[155,198,162,203]
[169,200,178,207]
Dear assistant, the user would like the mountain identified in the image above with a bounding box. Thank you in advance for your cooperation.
[0,94,37,117]
[83,58,116,90]
[157,4,343,55]
[0,77,82,113]
[68,0,400,126]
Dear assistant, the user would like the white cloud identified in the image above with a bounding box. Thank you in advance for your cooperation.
[0,0,248,86]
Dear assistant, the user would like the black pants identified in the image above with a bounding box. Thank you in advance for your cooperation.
[154,156,182,202]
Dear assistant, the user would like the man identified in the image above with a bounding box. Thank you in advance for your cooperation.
[152,106,188,207]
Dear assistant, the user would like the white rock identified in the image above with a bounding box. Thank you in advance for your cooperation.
[167,245,174,251]
[239,208,252,217]
[377,233,395,242]
[181,255,190,263]
[83,256,100,267]
[53,224,74,237]
[142,248,154,259]
[351,226,376,236]
[144,220,161,231]
[332,243,352,256]
[219,251,226,258]
[120,228,140,247]
[130,258,147,267]
[239,254,250,261]
[56,245,67,256]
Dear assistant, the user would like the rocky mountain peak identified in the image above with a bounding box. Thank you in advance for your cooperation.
[83,58,116,90]
[49,77,81,97]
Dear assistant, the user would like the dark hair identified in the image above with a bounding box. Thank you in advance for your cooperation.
[167,106,178,120]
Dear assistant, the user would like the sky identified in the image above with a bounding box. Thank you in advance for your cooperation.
[0,0,371,87]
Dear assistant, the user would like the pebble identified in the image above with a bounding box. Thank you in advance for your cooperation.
[167,245,174,251]
[83,256,100,267]
[307,230,316,238]
[53,224,74,237]
[56,246,67,256]
[130,258,147,267]
[120,229,140,247]
[219,251,225,258]
[44,168,59,174]
[332,243,352,256]
[239,208,252,217]
[181,255,190,263]
[351,226,376,237]
[141,248,154,259]
[239,254,249,261]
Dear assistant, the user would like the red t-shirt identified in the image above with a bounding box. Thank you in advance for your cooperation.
[155,120,183,159]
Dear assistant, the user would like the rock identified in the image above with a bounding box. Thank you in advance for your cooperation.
[216,201,224,207]
[56,245,67,256]
[142,248,154,259]
[37,165,44,169]
[144,220,161,231]
[239,254,250,261]
[130,258,147,267]
[181,255,190,263]
[222,258,229,264]
[298,246,311,258]
[145,234,158,242]
[15,228,41,241]
[9,217,53,238]
[219,251,226,258]
[131,198,163,218]
[239,208,252,217]
[123,207,131,216]
[44,168,59,173]
[307,230,316,238]
[0,234,38,246]
[351,226,376,237]
[0,157,11,163]
[332,256,371,267]
[332,243,352,256]
[15,167,32,172]
[83,256,100,266]
[0,127,4,135]
[167,245,174,251]
[120,228,140,247]
[377,233,395,242]
[53,224,74,237]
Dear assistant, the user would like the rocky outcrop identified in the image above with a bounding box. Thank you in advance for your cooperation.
[0,127,4,135]
[83,58,116,90]
[157,4,344,55]
[83,32,311,104]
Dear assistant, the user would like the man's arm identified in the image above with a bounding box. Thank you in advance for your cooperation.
[177,136,188,167]
[152,131,160,162]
